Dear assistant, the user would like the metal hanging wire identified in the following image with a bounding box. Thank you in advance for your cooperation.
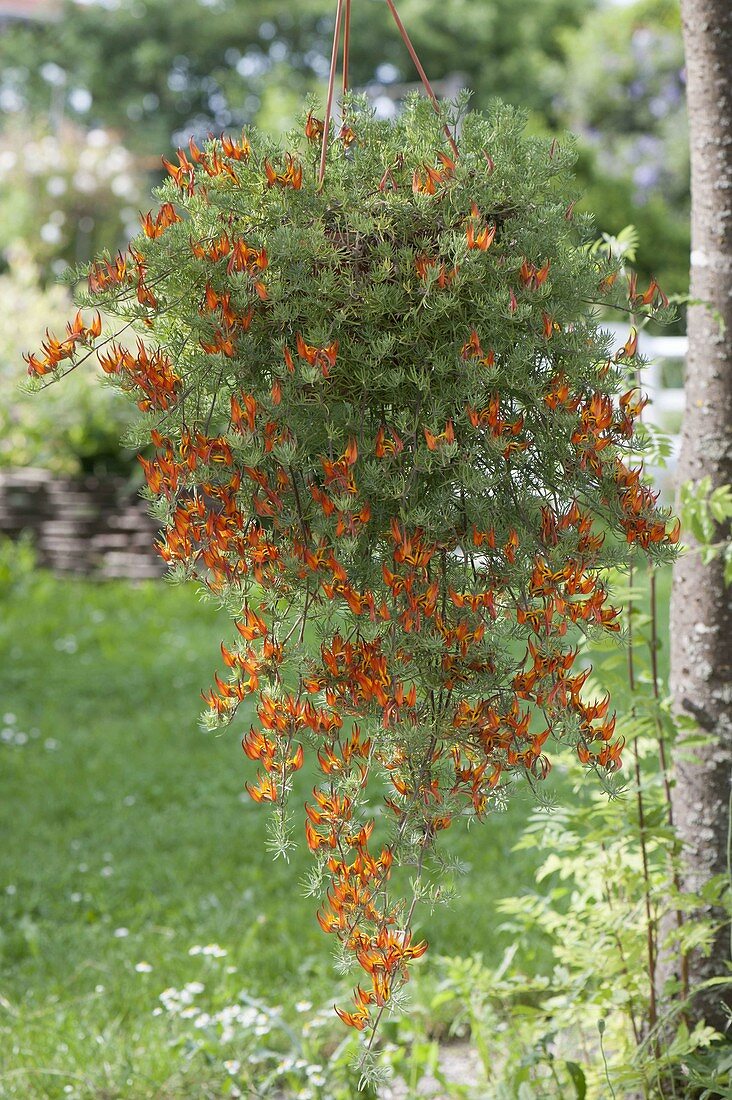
[318,0,459,187]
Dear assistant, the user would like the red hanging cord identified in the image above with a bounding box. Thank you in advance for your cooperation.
[383,0,459,159]
[319,0,458,187]
[318,0,345,187]
[342,0,352,101]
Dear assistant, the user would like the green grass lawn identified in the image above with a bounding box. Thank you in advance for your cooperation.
[0,568,555,1099]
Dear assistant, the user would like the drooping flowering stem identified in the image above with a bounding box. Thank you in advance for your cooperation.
[24,100,679,1046]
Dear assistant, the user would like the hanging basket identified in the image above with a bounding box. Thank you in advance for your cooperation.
[26,57,678,1050]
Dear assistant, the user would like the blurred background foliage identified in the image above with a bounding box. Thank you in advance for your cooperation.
[0,0,687,467]
[0,118,146,273]
[0,247,139,474]
[0,0,687,275]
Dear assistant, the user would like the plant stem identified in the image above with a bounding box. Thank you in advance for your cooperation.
[648,563,690,1005]
[628,559,659,1037]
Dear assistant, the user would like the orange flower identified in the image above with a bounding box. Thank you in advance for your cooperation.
[375,425,404,458]
[264,153,302,189]
[161,148,196,194]
[424,420,455,451]
[412,153,454,195]
[24,310,102,377]
[542,312,557,339]
[295,333,338,376]
[88,252,129,294]
[230,393,257,433]
[220,130,251,160]
[615,327,639,361]
[140,202,181,239]
[304,111,324,141]
[460,329,495,367]
[245,774,278,803]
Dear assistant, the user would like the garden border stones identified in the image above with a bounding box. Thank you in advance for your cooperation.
[0,467,163,578]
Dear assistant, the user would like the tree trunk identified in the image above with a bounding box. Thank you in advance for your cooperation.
[670,0,732,1034]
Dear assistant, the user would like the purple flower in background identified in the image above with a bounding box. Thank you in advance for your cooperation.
[634,163,660,190]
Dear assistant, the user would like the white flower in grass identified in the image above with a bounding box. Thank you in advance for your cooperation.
[160,988,183,1013]
[185,981,204,995]
[202,943,227,957]
[303,1065,325,1087]
[194,1013,211,1028]
[134,961,152,973]
[223,1060,241,1076]
[113,927,129,938]
[295,1000,312,1013]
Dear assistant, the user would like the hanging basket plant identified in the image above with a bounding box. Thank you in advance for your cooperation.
[25,8,679,1051]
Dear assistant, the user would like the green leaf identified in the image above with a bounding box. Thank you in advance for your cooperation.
[709,485,732,523]
[565,1060,587,1099]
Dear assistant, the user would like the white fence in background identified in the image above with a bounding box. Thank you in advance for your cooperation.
[606,323,686,478]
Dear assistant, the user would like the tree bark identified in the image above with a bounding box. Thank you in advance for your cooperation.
[670,0,732,1035]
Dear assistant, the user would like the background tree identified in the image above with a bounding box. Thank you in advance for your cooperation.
[0,0,595,154]
[557,0,690,304]
[0,0,692,295]
[670,0,732,1032]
